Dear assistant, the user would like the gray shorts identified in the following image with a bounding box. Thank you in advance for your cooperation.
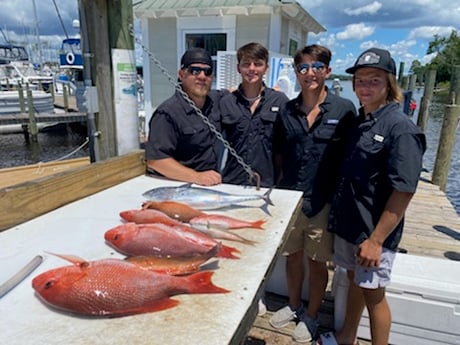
[333,236,396,289]
[281,204,333,262]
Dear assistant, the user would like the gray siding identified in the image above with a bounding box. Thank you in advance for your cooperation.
[235,15,270,49]
[148,17,178,108]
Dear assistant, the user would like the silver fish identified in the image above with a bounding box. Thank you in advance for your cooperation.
[142,183,274,212]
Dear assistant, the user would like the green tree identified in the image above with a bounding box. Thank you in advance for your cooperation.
[426,30,460,83]
[409,59,425,84]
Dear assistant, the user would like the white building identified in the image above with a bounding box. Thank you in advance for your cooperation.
[133,0,325,120]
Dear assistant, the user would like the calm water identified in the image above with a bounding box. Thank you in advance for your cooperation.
[1,83,459,214]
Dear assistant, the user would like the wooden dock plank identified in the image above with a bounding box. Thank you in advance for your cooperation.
[0,112,87,125]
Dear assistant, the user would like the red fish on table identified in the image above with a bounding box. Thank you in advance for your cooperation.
[119,209,183,226]
[32,253,229,317]
[125,244,219,275]
[104,222,240,259]
[140,201,266,229]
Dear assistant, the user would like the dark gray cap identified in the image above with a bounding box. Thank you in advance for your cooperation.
[346,48,396,75]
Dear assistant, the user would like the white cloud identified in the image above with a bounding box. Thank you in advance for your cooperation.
[336,23,375,40]
[344,1,382,16]
[408,26,457,40]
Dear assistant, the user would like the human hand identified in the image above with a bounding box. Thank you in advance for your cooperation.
[193,170,222,186]
[356,238,382,268]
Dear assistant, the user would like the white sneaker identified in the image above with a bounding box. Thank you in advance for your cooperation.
[269,304,304,329]
[258,298,267,316]
[293,316,319,343]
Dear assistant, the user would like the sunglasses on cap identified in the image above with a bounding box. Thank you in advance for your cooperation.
[295,62,327,74]
[187,66,213,77]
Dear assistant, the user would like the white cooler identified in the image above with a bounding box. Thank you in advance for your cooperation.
[333,254,460,345]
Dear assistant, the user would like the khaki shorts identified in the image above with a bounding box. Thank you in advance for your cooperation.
[281,204,333,262]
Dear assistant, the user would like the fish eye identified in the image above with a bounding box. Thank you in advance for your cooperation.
[44,280,55,290]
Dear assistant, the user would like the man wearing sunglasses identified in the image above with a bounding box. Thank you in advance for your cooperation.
[145,48,228,186]
[271,45,357,343]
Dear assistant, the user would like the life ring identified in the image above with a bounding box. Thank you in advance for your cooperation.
[66,52,75,65]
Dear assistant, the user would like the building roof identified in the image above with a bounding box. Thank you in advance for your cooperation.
[133,0,326,34]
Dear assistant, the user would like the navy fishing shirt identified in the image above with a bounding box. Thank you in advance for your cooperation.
[219,86,289,187]
[276,90,357,217]
[145,89,227,172]
[328,102,426,250]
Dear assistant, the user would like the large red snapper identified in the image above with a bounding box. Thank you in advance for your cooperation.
[32,253,229,317]
[104,223,240,259]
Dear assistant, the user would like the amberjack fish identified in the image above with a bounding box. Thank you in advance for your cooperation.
[142,183,274,214]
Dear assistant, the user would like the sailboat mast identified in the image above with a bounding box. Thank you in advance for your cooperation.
[32,0,43,71]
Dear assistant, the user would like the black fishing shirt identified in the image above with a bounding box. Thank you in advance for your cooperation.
[145,89,227,172]
[328,102,426,250]
[276,90,357,217]
[219,85,289,187]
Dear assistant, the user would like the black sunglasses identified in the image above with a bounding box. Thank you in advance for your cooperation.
[187,66,213,77]
[295,62,327,74]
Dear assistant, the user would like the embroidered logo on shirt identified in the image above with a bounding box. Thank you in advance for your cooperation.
[373,134,384,142]
[326,119,339,124]
[271,106,280,112]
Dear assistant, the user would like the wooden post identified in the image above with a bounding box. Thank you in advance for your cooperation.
[27,88,38,142]
[450,65,460,105]
[432,105,460,191]
[409,74,417,91]
[402,76,409,90]
[63,84,69,112]
[398,62,405,87]
[18,85,26,113]
[79,0,135,160]
[417,69,437,131]
[79,0,117,160]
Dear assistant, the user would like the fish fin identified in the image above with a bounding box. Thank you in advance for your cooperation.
[217,244,241,259]
[45,252,88,266]
[119,298,180,315]
[184,271,230,294]
[249,219,266,229]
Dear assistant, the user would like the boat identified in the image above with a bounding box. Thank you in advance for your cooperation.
[55,38,85,111]
[0,44,29,64]
[332,78,343,92]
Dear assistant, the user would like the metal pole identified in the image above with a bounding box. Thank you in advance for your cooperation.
[31,0,43,72]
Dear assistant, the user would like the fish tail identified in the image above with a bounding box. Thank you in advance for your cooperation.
[263,187,274,206]
[249,219,266,229]
[185,271,230,294]
[259,188,274,216]
[217,244,241,259]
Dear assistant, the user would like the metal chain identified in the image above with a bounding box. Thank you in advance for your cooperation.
[129,25,261,188]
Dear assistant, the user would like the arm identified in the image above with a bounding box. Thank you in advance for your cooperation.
[357,189,414,267]
[147,158,221,186]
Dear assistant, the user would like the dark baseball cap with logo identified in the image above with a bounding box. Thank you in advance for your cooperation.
[346,48,396,75]
[180,48,213,69]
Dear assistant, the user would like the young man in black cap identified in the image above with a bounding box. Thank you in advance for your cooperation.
[322,47,426,345]
[145,48,227,186]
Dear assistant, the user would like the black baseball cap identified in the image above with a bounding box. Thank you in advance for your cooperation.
[180,48,213,69]
[346,48,396,75]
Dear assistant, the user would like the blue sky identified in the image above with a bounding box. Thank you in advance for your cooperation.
[0,1,459,75]
[301,0,459,74]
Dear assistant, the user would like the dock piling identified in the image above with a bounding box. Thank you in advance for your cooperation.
[432,104,460,191]
[417,69,437,131]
